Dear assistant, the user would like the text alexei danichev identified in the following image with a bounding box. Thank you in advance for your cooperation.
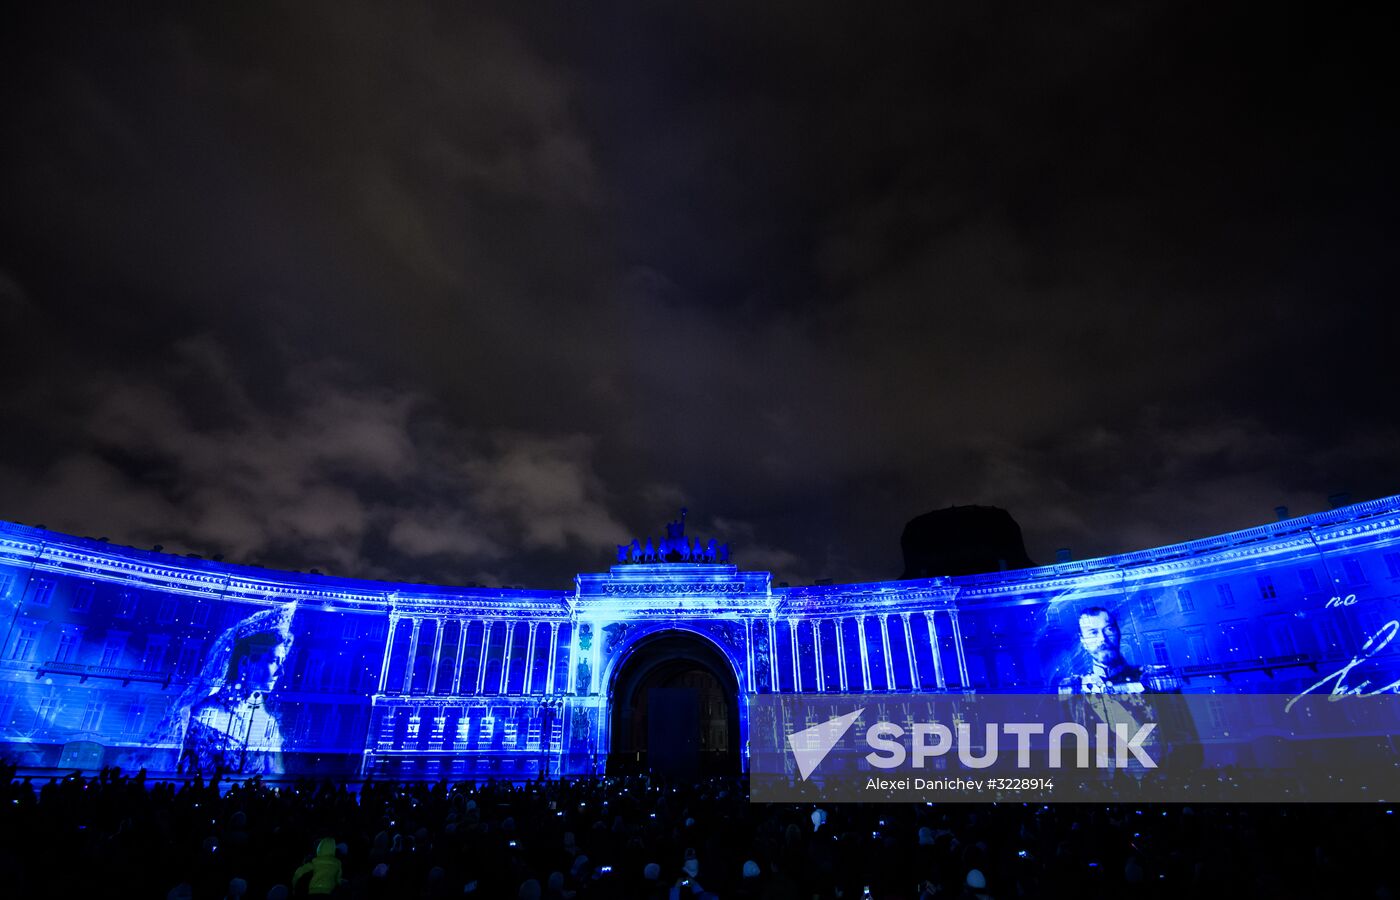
[867,777,983,791]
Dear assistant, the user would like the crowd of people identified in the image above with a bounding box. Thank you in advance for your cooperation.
[0,761,1396,898]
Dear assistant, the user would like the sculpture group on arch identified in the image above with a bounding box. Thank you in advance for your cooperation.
[617,508,730,564]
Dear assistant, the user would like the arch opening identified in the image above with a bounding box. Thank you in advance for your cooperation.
[606,631,741,779]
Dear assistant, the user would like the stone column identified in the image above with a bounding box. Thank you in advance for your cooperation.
[592,622,602,697]
[812,619,825,692]
[402,618,422,693]
[788,618,800,692]
[450,623,468,695]
[950,610,970,687]
[523,622,538,694]
[745,618,755,693]
[857,616,872,691]
[834,618,849,692]
[566,622,579,695]
[879,614,895,689]
[377,613,399,693]
[924,611,946,688]
[428,619,445,694]
[476,621,493,694]
[499,621,517,694]
[901,613,919,689]
[545,622,559,694]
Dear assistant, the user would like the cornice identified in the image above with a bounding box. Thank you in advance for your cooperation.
[3,493,1398,615]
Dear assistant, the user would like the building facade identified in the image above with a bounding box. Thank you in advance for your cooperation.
[2,496,1399,779]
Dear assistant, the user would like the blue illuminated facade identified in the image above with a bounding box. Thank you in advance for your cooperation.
[2,495,1400,779]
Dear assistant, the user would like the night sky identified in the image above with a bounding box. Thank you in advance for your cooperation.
[1,4,1395,589]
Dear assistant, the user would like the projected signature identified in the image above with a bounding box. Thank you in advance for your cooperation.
[1285,620,1400,713]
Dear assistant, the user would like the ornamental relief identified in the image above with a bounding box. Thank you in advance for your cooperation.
[603,622,633,656]
[754,623,771,683]
[601,582,747,595]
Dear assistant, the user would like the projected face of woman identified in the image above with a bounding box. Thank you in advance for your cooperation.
[237,639,290,693]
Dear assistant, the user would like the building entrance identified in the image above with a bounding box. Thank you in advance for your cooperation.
[606,631,740,778]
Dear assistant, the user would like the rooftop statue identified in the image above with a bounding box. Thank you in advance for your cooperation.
[615,508,730,564]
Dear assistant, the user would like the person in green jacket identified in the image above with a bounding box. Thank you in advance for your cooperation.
[293,837,343,895]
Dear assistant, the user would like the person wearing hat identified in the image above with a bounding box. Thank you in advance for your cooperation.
[735,860,764,900]
[641,863,667,900]
[670,856,714,900]
[965,868,992,899]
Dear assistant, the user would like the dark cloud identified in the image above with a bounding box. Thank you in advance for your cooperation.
[0,2,1395,587]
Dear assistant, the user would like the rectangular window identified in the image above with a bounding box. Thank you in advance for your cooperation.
[141,638,166,672]
[1177,589,1194,612]
[1151,641,1171,667]
[35,696,58,730]
[1272,622,1297,656]
[304,658,325,690]
[116,591,138,618]
[1319,620,1342,656]
[177,644,200,676]
[191,602,210,626]
[1258,576,1277,599]
[71,585,94,612]
[1140,595,1158,618]
[100,635,127,668]
[1385,553,1400,579]
[157,597,178,625]
[10,627,40,661]
[1224,623,1253,660]
[55,631,81,664]
[31,580,53,607]
[0,574,12,598]
[1208,698,1227,730]
[1298,567,1321,593]
[342,619,359,641]
[1342,558,1367,586]
[80,702,103,733]
[124,704,146,734]
[1217,584,1235,608]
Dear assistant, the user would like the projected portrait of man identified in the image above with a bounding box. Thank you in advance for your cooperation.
[163,602,296,776]
[1061,607,1180,695]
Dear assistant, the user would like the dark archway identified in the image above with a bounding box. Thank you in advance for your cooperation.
[607,631,741,778]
